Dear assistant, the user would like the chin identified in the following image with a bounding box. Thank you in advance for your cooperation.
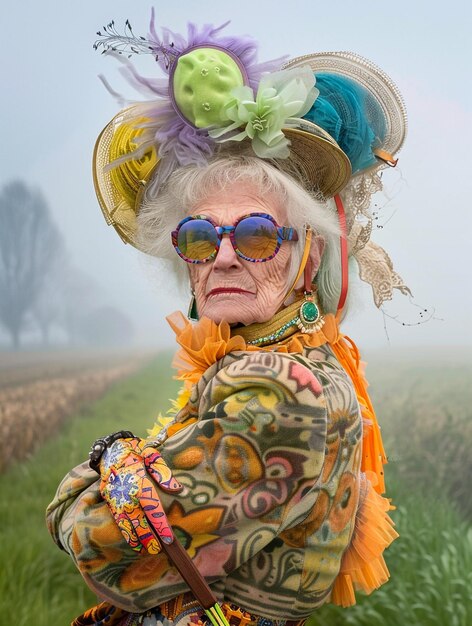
[203,308,246,325]
[201,302,271,326]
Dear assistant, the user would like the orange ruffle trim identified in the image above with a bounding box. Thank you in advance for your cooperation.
[329,336,387,495]
[167,312,248,386]
[167,311,387,495]
[331,472,399,607]
[166,311,340,378]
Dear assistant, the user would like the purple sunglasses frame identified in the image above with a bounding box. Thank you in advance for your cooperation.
[171,212,299,264]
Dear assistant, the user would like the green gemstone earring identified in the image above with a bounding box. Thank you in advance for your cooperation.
[297,292,324,334]
[187,291,199,321]
[296,255,324,334]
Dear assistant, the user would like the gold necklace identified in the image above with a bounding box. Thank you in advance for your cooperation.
[233,293,324,347]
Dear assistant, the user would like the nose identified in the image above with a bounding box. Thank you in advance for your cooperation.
[213,234,243,271]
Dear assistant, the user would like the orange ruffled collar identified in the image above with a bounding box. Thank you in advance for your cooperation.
[166,310,340,384]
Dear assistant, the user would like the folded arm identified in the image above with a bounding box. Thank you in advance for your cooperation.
[47,351,333,612]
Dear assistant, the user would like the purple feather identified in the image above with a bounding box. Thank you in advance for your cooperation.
[103,11,290,193]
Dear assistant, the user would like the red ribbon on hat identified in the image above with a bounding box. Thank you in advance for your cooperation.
[334,194,349,315]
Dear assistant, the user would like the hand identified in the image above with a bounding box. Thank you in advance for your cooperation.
[99,438,183,554]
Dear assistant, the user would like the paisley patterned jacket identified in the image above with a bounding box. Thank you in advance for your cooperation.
[47,344,364,621]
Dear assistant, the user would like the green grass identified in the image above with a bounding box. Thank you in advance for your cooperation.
[366,355,472,520]
[0,352,179,626]
[308,465,472,626]
[1,352,471,625]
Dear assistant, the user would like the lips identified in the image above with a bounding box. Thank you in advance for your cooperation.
[207,287,255,296]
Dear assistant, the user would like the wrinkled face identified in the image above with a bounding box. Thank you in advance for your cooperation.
[186,183,294,325]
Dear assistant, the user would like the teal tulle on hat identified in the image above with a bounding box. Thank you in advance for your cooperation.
[303,74,387,174]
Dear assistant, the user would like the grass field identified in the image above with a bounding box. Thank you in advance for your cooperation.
[308,467,472,626]
[0,350,155,472]
[0,350,471,625]
[0,352,179,626]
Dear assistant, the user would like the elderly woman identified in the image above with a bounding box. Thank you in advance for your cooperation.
[47,16,408,626]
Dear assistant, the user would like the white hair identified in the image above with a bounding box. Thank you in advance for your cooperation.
[137,153,346,315]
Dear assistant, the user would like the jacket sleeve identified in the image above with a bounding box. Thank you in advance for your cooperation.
[46,350,358,613]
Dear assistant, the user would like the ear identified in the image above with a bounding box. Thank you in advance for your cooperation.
[292,234,325,292]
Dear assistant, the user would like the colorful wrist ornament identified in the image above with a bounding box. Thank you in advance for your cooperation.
[89,430,135,473]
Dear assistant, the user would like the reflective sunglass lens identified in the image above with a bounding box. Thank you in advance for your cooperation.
[234,216,278,260]
[177,219,218,261]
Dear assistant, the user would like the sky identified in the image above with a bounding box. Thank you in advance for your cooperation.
[1,0,471,352]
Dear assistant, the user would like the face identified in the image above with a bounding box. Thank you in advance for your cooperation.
[184,182,295,326]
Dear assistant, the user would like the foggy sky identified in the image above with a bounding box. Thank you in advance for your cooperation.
[2,0,471,350]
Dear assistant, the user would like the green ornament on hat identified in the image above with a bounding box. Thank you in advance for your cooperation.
[173,48,245,127]
[170,46,319,160]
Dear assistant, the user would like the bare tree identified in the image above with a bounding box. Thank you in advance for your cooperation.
[31,252,66,346]
[56,265,105,346]
[0,181,63,348]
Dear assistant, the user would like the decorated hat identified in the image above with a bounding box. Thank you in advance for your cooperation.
[93,14,407,252]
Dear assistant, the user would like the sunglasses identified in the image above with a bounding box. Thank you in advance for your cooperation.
[171,213,299,264]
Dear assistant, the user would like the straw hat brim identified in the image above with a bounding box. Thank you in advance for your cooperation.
[93,111,351,250]
[93,110,159,248]
[284,123,352,198]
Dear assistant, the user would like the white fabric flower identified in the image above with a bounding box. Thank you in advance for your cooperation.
[209,67,319,158]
